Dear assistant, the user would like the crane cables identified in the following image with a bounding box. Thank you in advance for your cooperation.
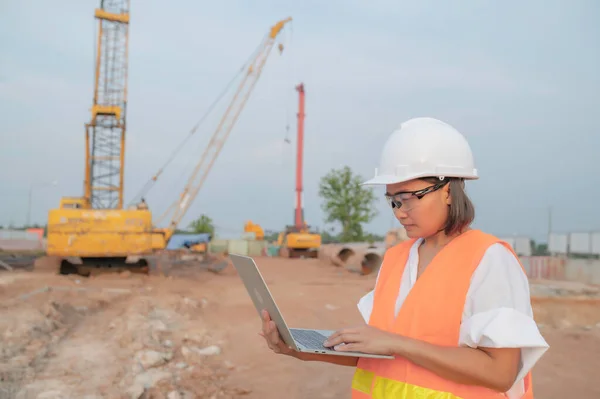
[127,38,266,207]
[158,17,292,230]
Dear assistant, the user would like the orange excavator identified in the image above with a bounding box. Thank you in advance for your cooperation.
[244,221,265,240]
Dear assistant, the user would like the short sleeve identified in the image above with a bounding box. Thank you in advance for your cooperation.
[459,243,549,399]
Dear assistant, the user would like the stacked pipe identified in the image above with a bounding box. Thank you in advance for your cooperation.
[319,243,386,275]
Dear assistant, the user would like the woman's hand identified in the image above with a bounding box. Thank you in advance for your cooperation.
[258,314,360,367]
[324,325,401,356]
[259,309,296,357]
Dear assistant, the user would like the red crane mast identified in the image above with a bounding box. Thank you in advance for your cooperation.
[294,83,305,230]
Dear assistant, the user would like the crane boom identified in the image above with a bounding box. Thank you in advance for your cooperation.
[163,17,292,231]
[85,0,131,209]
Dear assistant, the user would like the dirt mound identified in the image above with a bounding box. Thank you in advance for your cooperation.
[1,285,241,399]
[0,299,96,398]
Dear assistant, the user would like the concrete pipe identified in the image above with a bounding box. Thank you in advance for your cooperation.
[337,247,356,262]
[319,244,346,266]
[342,247,385,276]
[318,244,338,261]
[330,246,356,267]
[360,248,385,275]
[320,242,387,274]
[342,248,366,274]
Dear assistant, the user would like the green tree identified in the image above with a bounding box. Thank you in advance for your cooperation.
[318,166,378,243]
[364,232,385,244]
[188,214,215,235]
[264,230,280,242]
[320,230,340,244]
[530,239,550,256]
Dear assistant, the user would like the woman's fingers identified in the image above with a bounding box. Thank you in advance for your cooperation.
[334,342,360,352]
[324,328,361,347]
[262,311,278,339]
[259,310,286,351]
[278,341,292,354]
[258,332,275,350]
[259,309,294,356]
[261,310,271,332]
[268,320,280,344]
[261,309,270,322]
[262,311,278,343]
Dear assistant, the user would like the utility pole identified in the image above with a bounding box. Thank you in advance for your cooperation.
[26,185,32,227]
[294,83,305,230]
[547,206,553,255]
[547,207,553,238]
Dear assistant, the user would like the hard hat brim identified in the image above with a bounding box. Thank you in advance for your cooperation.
[361,174,407,186]
[361,172,479,186]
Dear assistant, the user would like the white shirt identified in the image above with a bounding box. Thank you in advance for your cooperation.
[357,239,549,399]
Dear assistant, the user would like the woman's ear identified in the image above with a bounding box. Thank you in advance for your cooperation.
[444,183,452,205]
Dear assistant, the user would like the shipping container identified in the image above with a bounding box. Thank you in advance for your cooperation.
[208,239,229,254]
[248,240,267,256]
[228,239,249,256]
[241,232,257,240]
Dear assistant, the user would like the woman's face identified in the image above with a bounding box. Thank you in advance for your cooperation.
[385,178,451,238]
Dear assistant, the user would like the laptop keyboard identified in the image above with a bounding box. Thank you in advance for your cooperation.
[290,329,329,350]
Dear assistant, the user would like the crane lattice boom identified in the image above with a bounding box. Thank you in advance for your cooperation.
[85,0,131,209]
[163,17,292,231]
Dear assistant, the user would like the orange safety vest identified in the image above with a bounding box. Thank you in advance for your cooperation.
[351,229,534,399]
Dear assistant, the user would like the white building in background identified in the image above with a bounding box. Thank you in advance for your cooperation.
[548,231,600,256]
[548,233,568,255]
[498,236,532,256]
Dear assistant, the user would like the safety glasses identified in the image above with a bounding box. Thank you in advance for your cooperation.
[384,180,449,211]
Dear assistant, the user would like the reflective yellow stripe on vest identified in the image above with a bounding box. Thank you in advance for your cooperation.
[352,368,463,399]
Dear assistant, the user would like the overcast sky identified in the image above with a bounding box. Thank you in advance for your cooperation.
[1,0,598,242]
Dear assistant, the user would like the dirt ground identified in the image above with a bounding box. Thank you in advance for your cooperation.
[1,256,599,399]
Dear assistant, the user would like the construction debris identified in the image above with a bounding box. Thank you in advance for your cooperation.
[0,254,36,272]
[0,260,13,271]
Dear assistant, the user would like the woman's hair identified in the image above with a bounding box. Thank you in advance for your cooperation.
[422,177,475,235]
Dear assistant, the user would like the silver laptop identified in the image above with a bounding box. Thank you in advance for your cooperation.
[229,254,394,359]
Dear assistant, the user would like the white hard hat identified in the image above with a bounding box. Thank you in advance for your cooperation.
[362,117,478,185]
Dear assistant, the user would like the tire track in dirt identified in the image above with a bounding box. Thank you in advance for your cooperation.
[17,292,135,398]
[3,272,238,399]
[1,286,130,398]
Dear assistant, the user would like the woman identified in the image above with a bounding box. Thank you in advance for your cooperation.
[260,117,548,398]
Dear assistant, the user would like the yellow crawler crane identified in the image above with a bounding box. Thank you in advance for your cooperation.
[46,2,291,274]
